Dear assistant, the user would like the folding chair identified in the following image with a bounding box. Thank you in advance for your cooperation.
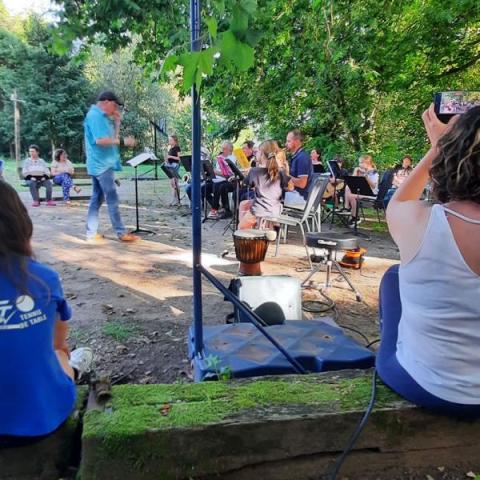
[264,177,330,269]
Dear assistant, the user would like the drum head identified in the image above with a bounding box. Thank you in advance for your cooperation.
[234,229,267,239]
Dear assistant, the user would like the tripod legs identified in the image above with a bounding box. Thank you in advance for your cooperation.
[302,250,362,302]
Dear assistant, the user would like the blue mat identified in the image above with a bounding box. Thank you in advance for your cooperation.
[188,320,375,381]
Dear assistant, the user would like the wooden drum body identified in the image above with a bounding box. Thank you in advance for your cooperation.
[233,229,269,276]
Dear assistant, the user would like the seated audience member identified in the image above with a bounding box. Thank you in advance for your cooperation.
[377,104,480,416]
[51,149,81,204]
[208,141,237,219]
[238,140,293,229]
[284,129,313,207]
[343,154,379,226]
[383,155,414,208]
[0,181,93,447]
[310,148,325,173]
[22,145,55,207]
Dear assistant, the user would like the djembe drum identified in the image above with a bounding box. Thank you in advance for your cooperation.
[233,229,274,276]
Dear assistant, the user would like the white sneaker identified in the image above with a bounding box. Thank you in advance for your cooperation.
[69,347,94,380]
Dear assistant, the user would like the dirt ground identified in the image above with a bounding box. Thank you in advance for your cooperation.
[21,178,399,385]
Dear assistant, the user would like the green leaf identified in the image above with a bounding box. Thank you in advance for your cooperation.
[205,17,218,39]
[230,4,249,34]
[179,51,200,92]
[199,48,215,76]
[219,30,238,62]
[162,53,179,74]
[233,41,254,71]
[240,0,257,16]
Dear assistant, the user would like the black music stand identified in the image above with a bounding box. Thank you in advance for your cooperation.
[127,153,157,235]
[223,158,245,235]
[323,160,343,228]
[201,160,216,223]
[343,176,374,239]
[180,154,192,174]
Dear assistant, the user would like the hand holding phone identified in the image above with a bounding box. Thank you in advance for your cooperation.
[434,91,480,124]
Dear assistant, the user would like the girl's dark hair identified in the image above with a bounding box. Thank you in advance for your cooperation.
[54,149,66,162]
[0,181,34,293]
[430,106,480,204]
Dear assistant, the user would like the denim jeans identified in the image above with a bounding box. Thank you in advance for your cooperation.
[28,179,52,202]
[86,169,125,238]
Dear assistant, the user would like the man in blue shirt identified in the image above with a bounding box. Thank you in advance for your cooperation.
[84,91,138,242]
[284,129,313,206]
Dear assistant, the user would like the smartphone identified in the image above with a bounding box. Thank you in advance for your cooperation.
[434,91,480,124]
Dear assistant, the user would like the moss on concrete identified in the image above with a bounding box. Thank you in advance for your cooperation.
[83,373,401,442]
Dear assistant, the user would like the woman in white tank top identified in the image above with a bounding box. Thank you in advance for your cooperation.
[377,104,480,415]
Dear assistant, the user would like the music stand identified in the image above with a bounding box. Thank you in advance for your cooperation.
[343,176,374,238]
[323,160,343,228]
[180,154,192,174]
[201,160,216,223]
[223,158,244,234]
[127,152,157,235]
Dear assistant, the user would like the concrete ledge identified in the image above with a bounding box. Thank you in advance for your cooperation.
[79,370,480,479]
[0,387,88,480]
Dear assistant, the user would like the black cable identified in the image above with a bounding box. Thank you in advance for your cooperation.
[328,369,378,479]
[337,324,370,346]
[366,338,380,349]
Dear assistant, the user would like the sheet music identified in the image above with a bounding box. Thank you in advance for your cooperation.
[127,152,157,167]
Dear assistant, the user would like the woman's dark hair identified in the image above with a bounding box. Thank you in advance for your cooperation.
[0,181,34,293]
[28,144,40,152]
[54,149,66,162]
[430,106,480,204]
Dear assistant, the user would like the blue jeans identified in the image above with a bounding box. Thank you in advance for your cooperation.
[86,169,125,238]
[53,173,73,201]
[376,265,480,417]
[27,178,52,202]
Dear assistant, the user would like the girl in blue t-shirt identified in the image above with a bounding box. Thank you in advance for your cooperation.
[0,180,93,446]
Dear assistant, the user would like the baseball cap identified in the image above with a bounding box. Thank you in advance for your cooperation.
[96,91,124,106]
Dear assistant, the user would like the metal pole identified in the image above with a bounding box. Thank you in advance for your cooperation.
[154,126,158,180]
[191,0,203,355]
[12,90,21,169]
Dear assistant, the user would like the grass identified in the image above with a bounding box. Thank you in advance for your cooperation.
[102,320,139,343]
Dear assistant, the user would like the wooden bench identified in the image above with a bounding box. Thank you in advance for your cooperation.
[18,166,92,201]
[79,370,480,480]
[0,387,87,480]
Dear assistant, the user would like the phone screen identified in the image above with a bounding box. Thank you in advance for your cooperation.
[434,91,480,123]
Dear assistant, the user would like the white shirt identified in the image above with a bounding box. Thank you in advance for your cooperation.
[397,204,480,404]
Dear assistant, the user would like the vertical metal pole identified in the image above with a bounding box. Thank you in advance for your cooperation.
[154,125,158,180]
[12,89,21,169]
[191,0,203,355]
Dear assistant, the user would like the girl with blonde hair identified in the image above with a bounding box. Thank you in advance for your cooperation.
[238,140,292,229]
